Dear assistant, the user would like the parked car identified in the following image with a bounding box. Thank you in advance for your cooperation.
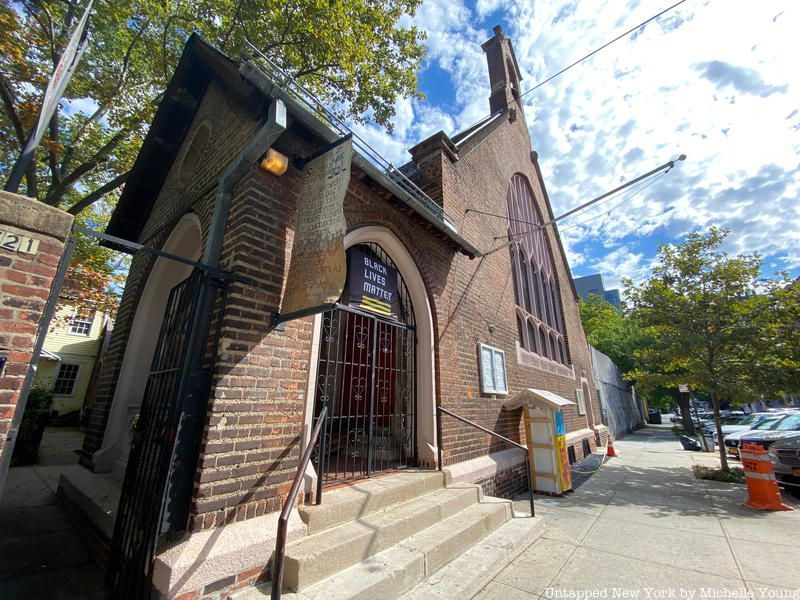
[739,413,800,452]
[714,412,787,444]
[723,415,784,458]
[768,433,800,494]
[701,415,746,435]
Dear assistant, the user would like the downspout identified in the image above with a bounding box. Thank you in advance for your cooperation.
[203,98,287,267]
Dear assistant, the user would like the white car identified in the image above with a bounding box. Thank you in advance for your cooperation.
[722,415,784,458]
[714,412,787,444]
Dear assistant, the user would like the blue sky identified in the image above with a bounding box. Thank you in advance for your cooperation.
[354,0,800,292]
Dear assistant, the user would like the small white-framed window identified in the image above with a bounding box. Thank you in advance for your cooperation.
[575,388,586,415]
[68,312,93,336]
[53,363,80,395]
[479,344,508,395]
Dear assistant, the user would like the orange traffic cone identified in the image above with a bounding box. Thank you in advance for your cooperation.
[741,443,793,511]
[606,438,617,458]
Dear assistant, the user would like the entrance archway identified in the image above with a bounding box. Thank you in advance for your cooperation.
[303,226,438,478]
[92,213,203,475]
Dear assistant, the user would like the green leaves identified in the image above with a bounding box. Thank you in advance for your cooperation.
[2,0,425,312]
[1,0,426,212]
[626,227,797,402]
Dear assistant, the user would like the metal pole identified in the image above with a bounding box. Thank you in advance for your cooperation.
[315,411,325,506]
[525,453,535,517]
[480,155,686,257]
[272,406,327,600]
[436,406,443,471]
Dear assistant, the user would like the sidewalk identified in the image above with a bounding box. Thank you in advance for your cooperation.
[0,464,105,599]
[477,426,800,599]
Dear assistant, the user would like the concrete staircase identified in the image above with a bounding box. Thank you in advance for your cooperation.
[236,470,544,600]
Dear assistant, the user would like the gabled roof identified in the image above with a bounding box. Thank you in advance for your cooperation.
[106,35,479,257]
[503,388,576,411]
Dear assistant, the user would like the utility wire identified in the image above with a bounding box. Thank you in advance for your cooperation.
[557,172,667,233]
[456,0,690,137]
[517,0,690,104]
[478,155,685,257]
[490,172,665,241]
[469,167,666,229]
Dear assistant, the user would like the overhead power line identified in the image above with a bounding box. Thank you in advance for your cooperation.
[517,0,690,104]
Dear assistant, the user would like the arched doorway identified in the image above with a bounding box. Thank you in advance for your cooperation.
[306,227,437,484]
[92,213,202,475]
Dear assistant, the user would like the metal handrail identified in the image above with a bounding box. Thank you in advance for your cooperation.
[242,40,449,223]
[271,406,328,599]
[437,406,535,517]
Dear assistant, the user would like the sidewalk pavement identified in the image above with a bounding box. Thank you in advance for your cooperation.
[0,464,104,599]
[477,426,800,600]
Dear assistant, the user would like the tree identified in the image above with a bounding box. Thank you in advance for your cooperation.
[1,0,426,214]
[745,276,800,397]
[578,294,644,376]
[624,227,789,471]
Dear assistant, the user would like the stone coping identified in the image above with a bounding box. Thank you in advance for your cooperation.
[153,508,307,596]
[0,191,73,242]
[443,448,526,486]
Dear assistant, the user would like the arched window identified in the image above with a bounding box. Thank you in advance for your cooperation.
[507,174,569,364]
[526,320,537,353]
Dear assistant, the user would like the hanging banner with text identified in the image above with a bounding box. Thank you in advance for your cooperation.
[347,247,400,320]
[281,136,352,316]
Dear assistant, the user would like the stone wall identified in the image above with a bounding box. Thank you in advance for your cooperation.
[0,191,73,491]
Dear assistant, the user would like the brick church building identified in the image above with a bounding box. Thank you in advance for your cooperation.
[66,26,606,599]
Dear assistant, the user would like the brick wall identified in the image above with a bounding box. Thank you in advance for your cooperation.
[475,461,529,500]
[81,79,263,465]
[88,61,604,532]
[0,191,73,485]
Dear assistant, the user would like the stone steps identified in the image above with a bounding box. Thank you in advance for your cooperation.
[298,470,445,535]
[233,471,544,600]
[283,484,481,590]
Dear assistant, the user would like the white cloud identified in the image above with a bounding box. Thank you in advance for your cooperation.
[362,0,800,283]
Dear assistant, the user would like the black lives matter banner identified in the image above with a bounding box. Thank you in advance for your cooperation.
[347,247,400,320]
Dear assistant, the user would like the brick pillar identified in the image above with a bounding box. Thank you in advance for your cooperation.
[0,191,73,496]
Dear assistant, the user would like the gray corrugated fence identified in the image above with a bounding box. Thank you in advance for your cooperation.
[590,346,644,437]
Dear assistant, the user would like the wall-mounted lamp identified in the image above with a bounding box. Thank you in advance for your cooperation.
[260,148,289,176]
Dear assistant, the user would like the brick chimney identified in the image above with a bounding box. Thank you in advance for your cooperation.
[481,25,524,116]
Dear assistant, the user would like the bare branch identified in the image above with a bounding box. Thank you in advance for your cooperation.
[44,130,127,205]
[66,169,130,215]
[60,102,110,176]
[220,0,247,52]
[47,111,61,185]
[0,75,26,144]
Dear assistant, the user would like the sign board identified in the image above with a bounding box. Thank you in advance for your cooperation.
[347,247,399,319]
[678,384,690,394]
[4,0,93,194]
[281,136,352,316]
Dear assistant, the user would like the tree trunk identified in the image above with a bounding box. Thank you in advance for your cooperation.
[710,391,729,472]
[678,394,694,434]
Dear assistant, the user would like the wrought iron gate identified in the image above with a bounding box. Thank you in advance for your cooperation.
[107,270,226,598]
[314,243,417,485]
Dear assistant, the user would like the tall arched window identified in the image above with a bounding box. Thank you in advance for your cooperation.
[507,174,569,364]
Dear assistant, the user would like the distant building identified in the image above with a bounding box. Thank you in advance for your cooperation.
[34,304,112,419]
[573,273,621,310]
